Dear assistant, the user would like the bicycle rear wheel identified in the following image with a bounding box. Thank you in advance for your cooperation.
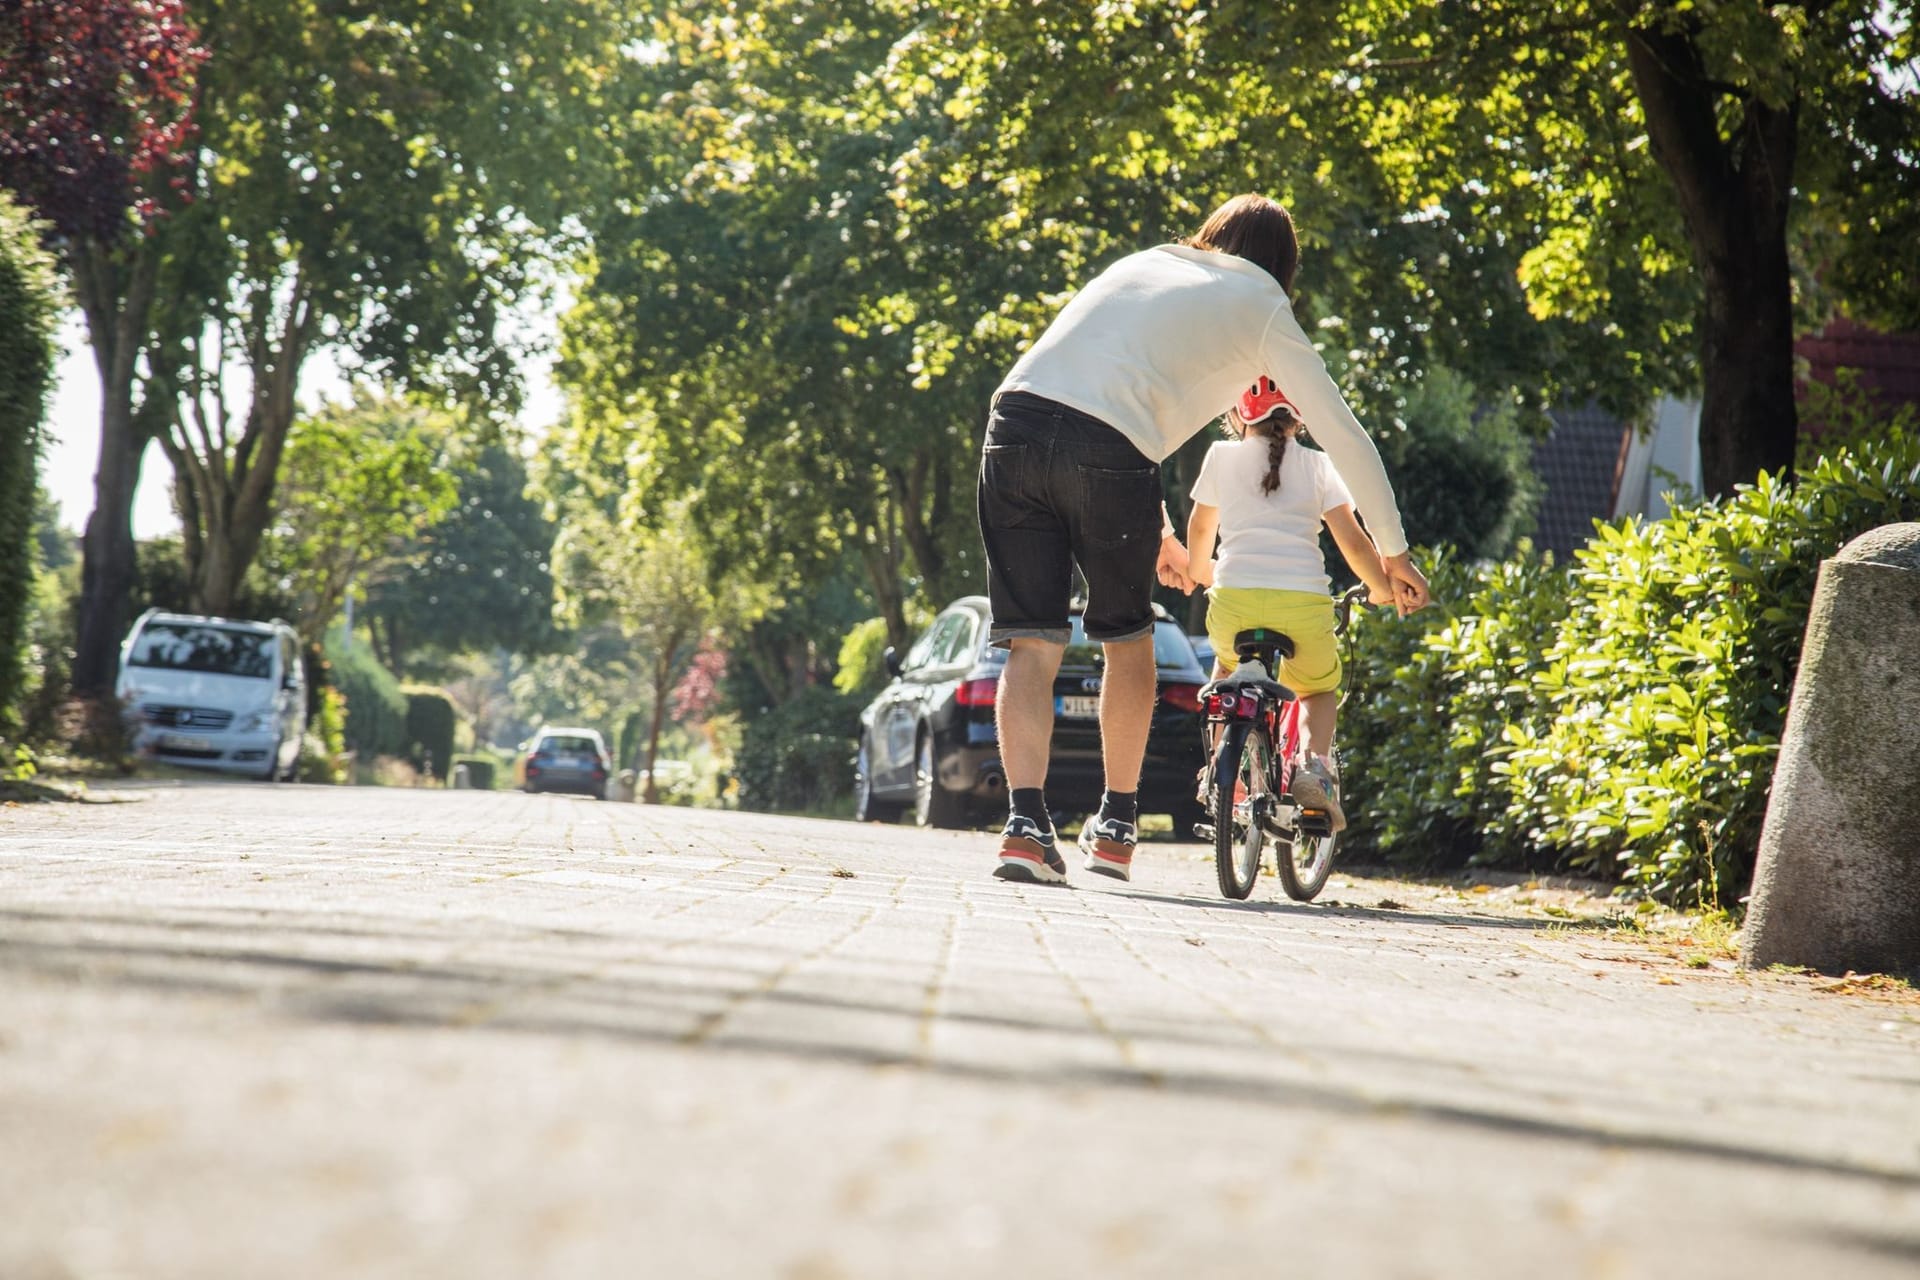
[1275,826,1336,901]
[1213,720,1266,900]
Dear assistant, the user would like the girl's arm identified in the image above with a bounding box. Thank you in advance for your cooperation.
[1322,504,1393,604]
[1185,502,1220,588]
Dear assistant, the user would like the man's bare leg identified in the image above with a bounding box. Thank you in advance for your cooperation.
[993,638,1068,883]
[1079,631,1158,880]
[997,638,1064,790]
[1097,633,1158,793]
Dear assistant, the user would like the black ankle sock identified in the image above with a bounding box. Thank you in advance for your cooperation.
[1009,788,1049,827]
[1101,790,1138,825]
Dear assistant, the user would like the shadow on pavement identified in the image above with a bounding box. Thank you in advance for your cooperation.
[1,902,1914,1195]
[1112,886,1572,932]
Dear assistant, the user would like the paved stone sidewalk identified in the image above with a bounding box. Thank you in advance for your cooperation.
[1,784,1917,1278]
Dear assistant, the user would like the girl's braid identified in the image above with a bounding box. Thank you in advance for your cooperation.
[1260,427,1289,496]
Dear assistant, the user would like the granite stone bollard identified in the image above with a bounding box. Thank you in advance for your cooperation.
[1744,523,1920,978]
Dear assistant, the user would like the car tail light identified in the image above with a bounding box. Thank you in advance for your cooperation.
[1160,682,1203,713]
[527,764,541,776]
[1205,692,1260,720]
[955,677,999,708]
[593,767,606,780]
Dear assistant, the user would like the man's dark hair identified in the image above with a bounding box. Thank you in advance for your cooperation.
[1187,194,1299,295]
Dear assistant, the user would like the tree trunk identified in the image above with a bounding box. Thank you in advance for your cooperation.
[891,452,948,597]
[1626,22,1799,498]
[68,238,161,697]
[859,542,909,651]
[177,276,313,617]
[73,411,144,697]
[642,646,675,804]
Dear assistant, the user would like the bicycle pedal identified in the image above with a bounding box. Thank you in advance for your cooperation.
[1193,822,1216,841]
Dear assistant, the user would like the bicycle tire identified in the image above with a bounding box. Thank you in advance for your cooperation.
[1213,720,1265,900]
[1275,827,1336,901]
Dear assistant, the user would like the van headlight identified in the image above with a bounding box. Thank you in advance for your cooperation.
[237,710,272,732]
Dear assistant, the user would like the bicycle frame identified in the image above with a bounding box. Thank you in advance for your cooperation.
[1203,682,1307,835]
[1198,583,1370,899]
[1201,582,1369,837]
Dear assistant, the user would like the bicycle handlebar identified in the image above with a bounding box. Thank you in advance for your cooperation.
[1333,583,1372,637]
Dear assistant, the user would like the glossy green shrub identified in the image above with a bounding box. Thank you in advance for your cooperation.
[735,685,859,813]
[1502,430,1920,905]
[0,196,60,733]
[403,686,457,779]
[298,686,351,784]
[324,637,409,758]
[1341,548,1568,870]
[451,753,498,790]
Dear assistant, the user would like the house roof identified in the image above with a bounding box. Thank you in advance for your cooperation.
[1798,317,1920,434]
[1529,404,1629,559]
[1799,317,1920,403]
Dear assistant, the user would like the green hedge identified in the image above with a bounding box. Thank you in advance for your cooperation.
[324,637,409,758]
[734,685,859,813]
[0,195,60,732]
[1341,428,1920,907]
[451,752,499,790]
[403,686,457,779]
[1340,547,1568,872]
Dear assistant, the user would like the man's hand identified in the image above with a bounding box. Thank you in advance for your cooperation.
[1156,535,1194,593]
[1381,551,1430,617]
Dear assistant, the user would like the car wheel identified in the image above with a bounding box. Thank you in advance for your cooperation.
[259,739,282,783]
[913,733,967,830]
[853,739,903,823]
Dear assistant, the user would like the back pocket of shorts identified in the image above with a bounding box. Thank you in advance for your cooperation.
[1076,463,1160,550]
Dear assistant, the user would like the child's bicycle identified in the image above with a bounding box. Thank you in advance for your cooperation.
[1194,584,1371,902]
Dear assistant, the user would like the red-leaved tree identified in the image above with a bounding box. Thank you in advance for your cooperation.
[0,0,201,238]
[0,0,205,696]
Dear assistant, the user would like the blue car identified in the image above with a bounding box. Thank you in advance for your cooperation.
[516,727,612,799]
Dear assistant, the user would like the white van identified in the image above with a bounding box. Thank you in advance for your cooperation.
[115,609,308,781]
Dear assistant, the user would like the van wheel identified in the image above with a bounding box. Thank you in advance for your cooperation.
[259,739,282,782]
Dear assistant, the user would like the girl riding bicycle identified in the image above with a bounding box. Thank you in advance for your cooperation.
[1185,376,1396,832]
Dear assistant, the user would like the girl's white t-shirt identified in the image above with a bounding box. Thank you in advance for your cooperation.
[1189,437,1352,595]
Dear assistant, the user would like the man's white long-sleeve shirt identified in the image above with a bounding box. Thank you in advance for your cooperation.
[997,243,1409,556]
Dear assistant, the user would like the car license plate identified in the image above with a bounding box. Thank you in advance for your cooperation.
[160,733,214,751]
[1056,695,1100,719]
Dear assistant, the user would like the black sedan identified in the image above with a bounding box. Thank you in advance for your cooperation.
[853,596,1209,832]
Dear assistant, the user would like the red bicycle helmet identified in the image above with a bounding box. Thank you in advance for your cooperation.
[1237,375,1301,427]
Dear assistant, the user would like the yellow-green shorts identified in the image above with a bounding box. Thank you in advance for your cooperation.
[1205,587,1342,695]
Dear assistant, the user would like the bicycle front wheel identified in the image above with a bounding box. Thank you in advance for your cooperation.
[1213,720,1266,900]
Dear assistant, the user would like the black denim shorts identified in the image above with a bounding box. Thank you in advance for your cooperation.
[977,391,1163,647]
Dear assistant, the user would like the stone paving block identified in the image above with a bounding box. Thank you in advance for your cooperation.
[3,783,1920,1277]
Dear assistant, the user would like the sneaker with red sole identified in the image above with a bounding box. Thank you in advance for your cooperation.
[1078,813,1137,882]
[992,815,1068,885]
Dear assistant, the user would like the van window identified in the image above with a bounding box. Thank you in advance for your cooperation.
[127,623,275,679]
